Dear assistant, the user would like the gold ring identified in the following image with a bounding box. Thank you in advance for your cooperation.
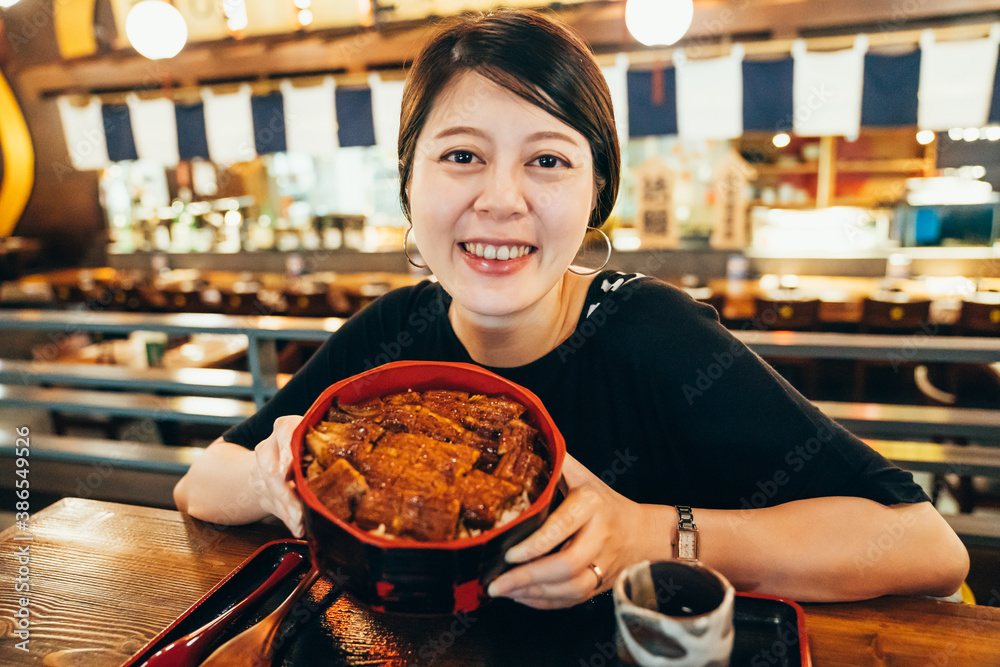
[588,563,604,590]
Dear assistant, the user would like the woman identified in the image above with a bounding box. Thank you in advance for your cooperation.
[175,8,968,609]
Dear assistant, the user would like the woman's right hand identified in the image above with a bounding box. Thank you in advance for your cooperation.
[251,415,306,537]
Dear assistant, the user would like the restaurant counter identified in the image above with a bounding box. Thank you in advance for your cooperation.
[10,267,1000,325]
[101,247,1000,281]
[1,498,998,666]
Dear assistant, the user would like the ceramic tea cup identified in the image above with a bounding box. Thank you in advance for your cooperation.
[613,560,735,667]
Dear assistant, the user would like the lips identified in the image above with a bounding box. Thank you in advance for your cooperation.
[461,242,535,261]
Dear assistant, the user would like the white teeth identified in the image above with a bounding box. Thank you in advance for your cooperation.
[463,243,532,260]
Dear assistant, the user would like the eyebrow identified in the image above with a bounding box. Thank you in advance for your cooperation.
[432,126,583,146]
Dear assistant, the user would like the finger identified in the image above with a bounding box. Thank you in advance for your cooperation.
[506,592,587,610]
[272,415,304,475]
[490,525,600,595]
[267,480,305,536]
[282,481,305,537]
[498,541,598,591]
[559,453,600,489]
[495,567,602,607]
[505,486,600,563]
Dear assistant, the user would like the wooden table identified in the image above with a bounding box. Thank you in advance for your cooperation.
[698,275,1000,324]
[2,499,999,666]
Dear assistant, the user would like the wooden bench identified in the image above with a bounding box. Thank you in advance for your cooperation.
[0,359,261,397]
[944,513,1000,548]
[864,439,1000,478]
[816,401,1000,443]
[0,431,202,508]
[0,384,256,426]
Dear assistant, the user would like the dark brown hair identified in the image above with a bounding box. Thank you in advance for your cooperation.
[398,8,621,229]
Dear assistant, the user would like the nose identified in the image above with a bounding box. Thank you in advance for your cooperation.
[474,162,528,220]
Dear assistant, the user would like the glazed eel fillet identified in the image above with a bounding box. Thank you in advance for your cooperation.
[304,390,549,541]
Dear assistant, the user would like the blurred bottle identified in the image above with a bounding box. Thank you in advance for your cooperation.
[726,254,749,295]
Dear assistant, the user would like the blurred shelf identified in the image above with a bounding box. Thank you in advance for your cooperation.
[753,162,819,175]
[836,158,930,173]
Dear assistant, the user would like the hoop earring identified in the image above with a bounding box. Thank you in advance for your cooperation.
[403,225,428,269]
[568,227,612,276]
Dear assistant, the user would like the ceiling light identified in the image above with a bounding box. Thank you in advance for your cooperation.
[126,1,187,60]
[772,133,791,148]
[223,0,248,32]
[962,127,980,142]
[625,0,695,47]
[915,130,935,145]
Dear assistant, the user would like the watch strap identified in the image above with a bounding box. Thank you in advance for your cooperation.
[676,505,696,531]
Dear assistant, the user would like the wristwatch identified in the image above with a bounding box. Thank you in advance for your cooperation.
[673,505,699,562]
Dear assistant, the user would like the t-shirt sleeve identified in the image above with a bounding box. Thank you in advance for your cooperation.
[606,277,928,508]
[221,285,420,449]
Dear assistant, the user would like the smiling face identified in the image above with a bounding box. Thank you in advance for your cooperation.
[408,72,596,321]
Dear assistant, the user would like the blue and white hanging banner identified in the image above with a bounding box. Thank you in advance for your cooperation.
[602,53,630,145]
[742,58,794,132]
[369,73,406,153]
[627,67,677,137]
[175,101,210,161]
[102,103,138,162]
[675,44,744,141]
[202,85,257,165]
[56,96,110,170]
[862,50,921,128]
[251,91,287,154]
[281,77,339,157]
[57,29,1000,172]
[792,36,868,139]
[127,94,180,167]
[335,86,376,148]
[918,26,1000,131]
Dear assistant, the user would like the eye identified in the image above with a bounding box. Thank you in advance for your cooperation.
[441,150,478,164]
[531,154,570,169]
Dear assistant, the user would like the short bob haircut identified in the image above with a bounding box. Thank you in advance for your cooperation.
[398,8,621,230]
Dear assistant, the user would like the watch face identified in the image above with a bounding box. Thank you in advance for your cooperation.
[678,530,697,559]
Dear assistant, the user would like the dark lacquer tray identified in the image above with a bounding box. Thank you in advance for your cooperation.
[126,540,811,666]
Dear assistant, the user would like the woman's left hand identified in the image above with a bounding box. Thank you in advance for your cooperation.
[486,453,650,609]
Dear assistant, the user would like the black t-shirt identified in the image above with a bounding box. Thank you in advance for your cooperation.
[224,270,928,509]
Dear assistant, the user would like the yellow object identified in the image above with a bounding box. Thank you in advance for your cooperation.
[0,69,34,237]
[960,581,976,605]
[54,0,98,58]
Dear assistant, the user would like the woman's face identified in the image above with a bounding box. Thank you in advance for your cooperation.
[408,71,596,320]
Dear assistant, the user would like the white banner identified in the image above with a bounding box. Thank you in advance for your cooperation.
[126,95,180,167]
[675,45,745,142]
[792,36,868,139]
[281,78,340,157]
[602,53,630,146]
[918,26,1000,131]
[202,85,257,165]
[56,96,110,170]
[368,73,406,153]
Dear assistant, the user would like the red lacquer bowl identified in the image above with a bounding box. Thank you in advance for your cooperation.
[292,360,566,615]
